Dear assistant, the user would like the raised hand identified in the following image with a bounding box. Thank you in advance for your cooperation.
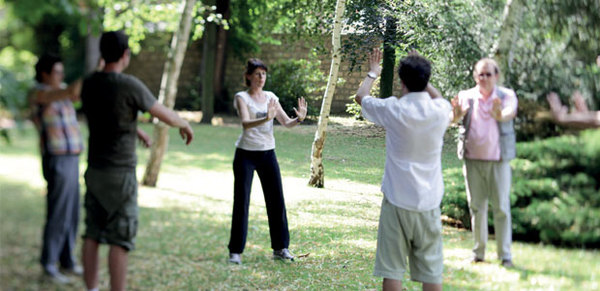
[491,98,503,120]
[572,91,589,113]
[451,95,469,121]
[368,48,382,77]
[293,97,308,121]
[547,92,567,120]
[267,99,277,120]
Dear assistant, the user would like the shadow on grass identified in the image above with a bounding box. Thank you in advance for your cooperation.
[2,175,598,290]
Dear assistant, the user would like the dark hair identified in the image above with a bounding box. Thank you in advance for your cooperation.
[244,58,268,86]
[397,55,431,92]
[100,30,129,63]
[35,53,62,83]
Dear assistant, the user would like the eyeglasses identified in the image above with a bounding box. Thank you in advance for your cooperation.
[478,72,494,78]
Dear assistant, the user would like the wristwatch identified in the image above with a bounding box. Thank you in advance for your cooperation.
[367,72,378,79]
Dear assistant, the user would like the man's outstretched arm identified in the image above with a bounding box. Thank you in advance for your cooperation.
[148,103,194,145]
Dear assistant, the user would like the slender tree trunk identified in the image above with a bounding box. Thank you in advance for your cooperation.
[200,0,218,124]
[491,0,523,87]
[142,0,197,187]
[84,7,103,74]
[308,0,347,188]
[213,0,230,110]
[380,16,396,98]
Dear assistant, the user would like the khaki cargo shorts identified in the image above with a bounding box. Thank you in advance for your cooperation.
[373,197,443,284]
[83,167,138,251]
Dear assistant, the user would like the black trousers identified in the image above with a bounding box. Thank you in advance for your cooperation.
[40,154,80,272]
[228,148,290,254]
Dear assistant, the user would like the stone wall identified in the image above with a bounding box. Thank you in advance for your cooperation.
[125,34,403,114]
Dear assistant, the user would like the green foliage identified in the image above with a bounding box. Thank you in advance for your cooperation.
[0,47,36,121]
[264,58,325,118]
[442,130,600,247]
[345,96,363,120]
[227,0,336,60]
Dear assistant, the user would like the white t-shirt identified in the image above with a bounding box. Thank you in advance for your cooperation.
[361,92,451,211]
[234,91,278,151]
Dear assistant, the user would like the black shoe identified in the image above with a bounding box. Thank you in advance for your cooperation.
[473,257,484,263]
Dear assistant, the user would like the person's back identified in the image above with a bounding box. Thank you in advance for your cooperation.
[82,72,155,169]
[355,49,449,291]
[375,93,449,211]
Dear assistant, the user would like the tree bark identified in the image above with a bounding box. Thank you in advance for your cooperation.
[200,0,218,123]
[308,0,347,188]
[142,0,197,187]
[84,7,103,75]
[213,0,231,111]
[491,0,523,87]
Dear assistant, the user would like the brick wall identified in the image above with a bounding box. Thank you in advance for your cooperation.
[126,34,403,114]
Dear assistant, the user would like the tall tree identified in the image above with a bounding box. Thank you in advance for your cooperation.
[200,0,217,124]
[308,0,347,188]
[380,15,397,98]
[142,0,197,186]
[213,0,231,112]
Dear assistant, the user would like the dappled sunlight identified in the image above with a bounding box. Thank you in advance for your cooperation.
[0,155,46,189]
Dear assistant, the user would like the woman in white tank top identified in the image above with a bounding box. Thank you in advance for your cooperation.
[227,58,307,265]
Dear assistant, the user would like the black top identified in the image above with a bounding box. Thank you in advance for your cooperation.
[81,72,156,169]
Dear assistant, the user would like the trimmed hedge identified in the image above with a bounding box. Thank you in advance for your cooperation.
[442,129,600,248]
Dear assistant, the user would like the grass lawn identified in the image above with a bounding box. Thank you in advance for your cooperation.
[0,117,598,290]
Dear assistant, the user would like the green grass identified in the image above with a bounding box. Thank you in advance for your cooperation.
[1,120,599,290]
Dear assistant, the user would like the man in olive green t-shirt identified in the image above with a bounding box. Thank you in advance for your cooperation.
[81,30,194,291]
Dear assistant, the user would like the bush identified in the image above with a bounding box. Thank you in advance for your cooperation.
[441,130,600,247]
[264,58,325,118]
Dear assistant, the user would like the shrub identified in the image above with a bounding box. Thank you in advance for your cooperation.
[264,58,325,118]
[441,130,600,247]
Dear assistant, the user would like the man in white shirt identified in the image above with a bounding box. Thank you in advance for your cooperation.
[355,49,451,291]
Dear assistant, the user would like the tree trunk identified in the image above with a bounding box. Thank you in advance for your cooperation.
[308,0,347,188]
[213,0,231,111]
[491,0,523,87]
[200,0,218,124]
[142,0,197,187]
[380,16,396,98]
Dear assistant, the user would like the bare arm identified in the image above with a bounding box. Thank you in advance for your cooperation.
[547,92,600,129]
[274,97,307,128]
[32,80,82,105]
[148,102,194,145]
[355,48,382,106]
[426,83,442,99]
[236,97,277,130]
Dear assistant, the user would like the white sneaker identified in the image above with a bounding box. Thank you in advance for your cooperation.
[229,253,242,264]
[273,248,295,261]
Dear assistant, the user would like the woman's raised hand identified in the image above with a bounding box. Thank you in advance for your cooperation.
[267,99,277,120]
[294,97,308,121]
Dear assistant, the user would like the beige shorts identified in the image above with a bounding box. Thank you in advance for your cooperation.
[373,197,443,284]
